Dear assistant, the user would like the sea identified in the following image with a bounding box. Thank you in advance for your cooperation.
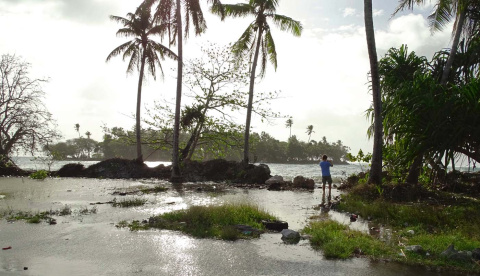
[10,156,366,182]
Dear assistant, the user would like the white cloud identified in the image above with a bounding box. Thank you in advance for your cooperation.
[373,9,384,17]
[342,7,356,17]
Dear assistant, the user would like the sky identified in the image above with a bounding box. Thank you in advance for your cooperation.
[0,0,454,155]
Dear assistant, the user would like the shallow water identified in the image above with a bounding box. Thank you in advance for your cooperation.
[0,177,463,276]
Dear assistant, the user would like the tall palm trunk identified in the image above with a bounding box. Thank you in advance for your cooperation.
[440,7,467,85]
[135,51,147,162]
[243,25,263,166]
[171,0,183,181]
[364,0,383,185]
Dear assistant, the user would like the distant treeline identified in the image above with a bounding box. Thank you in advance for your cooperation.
[45,127,350,164]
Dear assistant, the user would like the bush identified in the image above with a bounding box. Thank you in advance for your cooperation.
[29,170,48,180]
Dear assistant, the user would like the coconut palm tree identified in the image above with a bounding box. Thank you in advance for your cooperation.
[364,0,383,185]
[106,3,177,163]
[149,0,223,180]
[393,0,475,85]
[285,118,293,138]
[74,123,80,138]
[212,0,302,165]
[306,125,314,143]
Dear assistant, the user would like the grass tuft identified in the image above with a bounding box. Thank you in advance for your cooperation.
[111,197,147,208]
[145,203,277,239]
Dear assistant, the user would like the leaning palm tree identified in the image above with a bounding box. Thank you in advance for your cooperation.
[148,0,223,180]
[306,125,314,142]
[393,0,475,85]
[285,118,293,138]
[212,0,302,165]
[106,3,177,163]
[364,0,383,185]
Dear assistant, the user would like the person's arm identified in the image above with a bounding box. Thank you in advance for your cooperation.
[329,160,333,167]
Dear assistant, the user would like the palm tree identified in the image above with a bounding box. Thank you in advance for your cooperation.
[85,131,92,140]
[285,118,293,138]
[364,0,383,185]
[393,0,474,85]
[150,0,223,181]
[106,3,177,163]
[212,0,302,165]
[306,125,314,142]
[74,123,80,138]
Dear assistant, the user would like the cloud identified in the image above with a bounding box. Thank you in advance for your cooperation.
[373,9,384,17]
[0,0,133,24]
[342,7,356,17]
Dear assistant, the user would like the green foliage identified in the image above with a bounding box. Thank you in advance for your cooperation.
[148,204,277,239]
[369,44,480,183]
[29,170,48,180]
[346,149,372,172]
[303,220,391,259]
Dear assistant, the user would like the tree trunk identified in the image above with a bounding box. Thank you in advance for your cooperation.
[171,0,183,181]
[405,154,423,184]
[440,8,467,85]
[135,52,147,163]
[243,25,263,166]
[364,0,383,185]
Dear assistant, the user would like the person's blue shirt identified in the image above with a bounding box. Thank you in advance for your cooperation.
[319,161,332,176]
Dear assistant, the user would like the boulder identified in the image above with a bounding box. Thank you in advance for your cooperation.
[266,175,284,185]
[405,245,424,254]
[56,163,85,177]
[292,176,315,190]
[441,244,472,262]
[472,248,480,261]
[262,220,288,231]
[281,229,300,240]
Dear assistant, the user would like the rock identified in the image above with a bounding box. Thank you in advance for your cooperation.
[281,229,300,240]
[440,244,457,257]
[441,244,472,262]
[266,175,284,185]
[405,245,424,254]
[267,182,284,191]
[262,220,288,231]
[406,230,415,235]
[350,214,358,222]
[293,176,315,190]
[472,248,480,261]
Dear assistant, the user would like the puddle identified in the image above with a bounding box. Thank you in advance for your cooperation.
[0,177,461,276]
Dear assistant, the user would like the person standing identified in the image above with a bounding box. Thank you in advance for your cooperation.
[319,154,333,200]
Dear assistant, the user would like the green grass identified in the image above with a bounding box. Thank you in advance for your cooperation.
[136,203,277,240]
[336,193,480,238]
[2,205,97,224]
[314,188,480,273]
[111,197,147,208]
[140,186,168,194]
[303,220,392,259]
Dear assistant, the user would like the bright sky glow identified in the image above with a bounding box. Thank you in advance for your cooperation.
[0,0,453,154]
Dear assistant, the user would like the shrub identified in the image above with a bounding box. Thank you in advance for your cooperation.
[29,170,48,180]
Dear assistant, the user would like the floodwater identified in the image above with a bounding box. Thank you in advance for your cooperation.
[0,176,464,276]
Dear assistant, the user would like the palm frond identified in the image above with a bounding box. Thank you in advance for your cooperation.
[116,28,138,38]
[271,14,302,36]
[126,48,140,74]
[232,23,256,57]
[109,15,130,25]
[184,0,207,36]
[264,29,277,71]
[428,0,454,33]
[223,4,253,18]
[106,41,134,62]
[151,41,178,60]
[392,0,427,16]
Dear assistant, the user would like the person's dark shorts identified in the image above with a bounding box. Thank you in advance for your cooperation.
[322,176,332,185]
